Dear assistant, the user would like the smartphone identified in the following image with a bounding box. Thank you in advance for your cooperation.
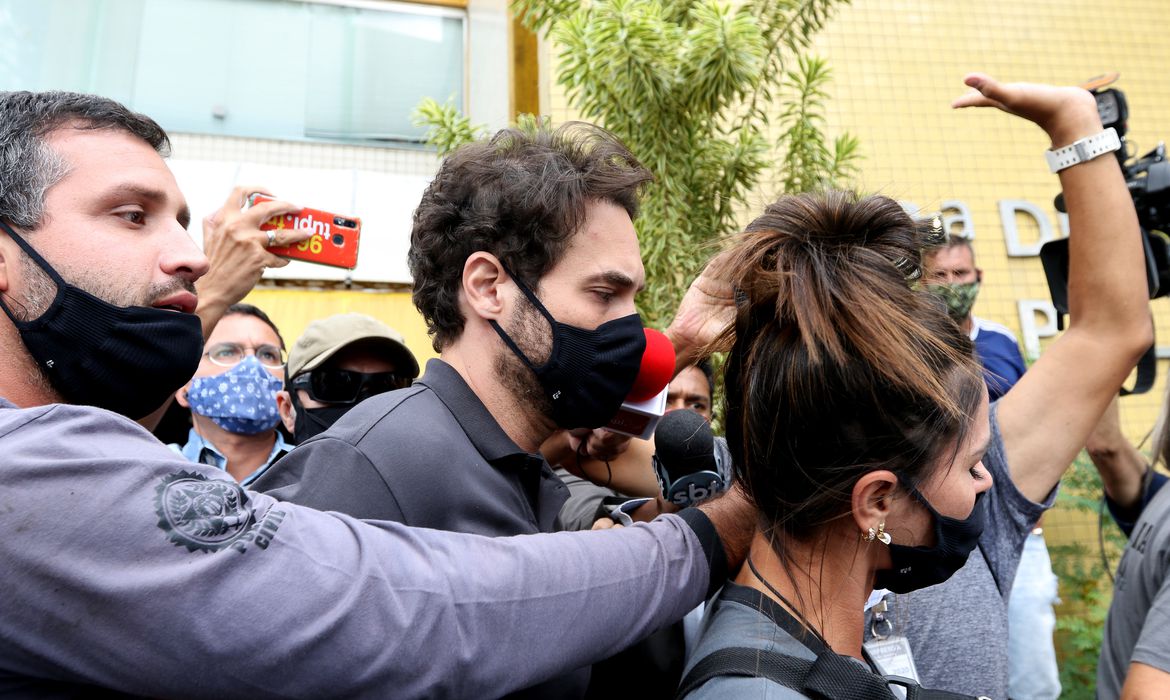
[245,193,361,269]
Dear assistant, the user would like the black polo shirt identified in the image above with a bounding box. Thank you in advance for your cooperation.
[257,359,569,535]
[258,360,581,698]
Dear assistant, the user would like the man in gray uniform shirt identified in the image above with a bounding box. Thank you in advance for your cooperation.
[1098,484,1170,698]
[0,91,746,698]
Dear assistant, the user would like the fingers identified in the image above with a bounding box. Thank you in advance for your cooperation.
[577,428,631,462]
[951,73,1005,110]
[218,185,250,214]
[591,518,621,530]
[219,184,273,214]
[263,225,314,248]
[239,199,303,228]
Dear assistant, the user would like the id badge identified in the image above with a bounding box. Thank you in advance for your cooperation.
[863,635,919,700]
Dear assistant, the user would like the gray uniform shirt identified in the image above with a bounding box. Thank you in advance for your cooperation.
[869,401,1054,699]
[1098,481,1170,699]
[0,397,716,699]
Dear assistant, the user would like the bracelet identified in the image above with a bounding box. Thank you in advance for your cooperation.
[1045,127,1121,173]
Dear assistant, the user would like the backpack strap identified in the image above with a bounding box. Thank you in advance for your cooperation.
[675,646,986,700]
[675,647,814,699]
[675,646,900,700]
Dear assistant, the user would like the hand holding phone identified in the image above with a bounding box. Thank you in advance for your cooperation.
[245,193,362,269]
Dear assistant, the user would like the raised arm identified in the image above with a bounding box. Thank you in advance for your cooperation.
[195,185,313,339]
[955,74,1153,503]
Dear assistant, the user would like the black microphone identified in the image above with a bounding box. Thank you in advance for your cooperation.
[652,409,726,507]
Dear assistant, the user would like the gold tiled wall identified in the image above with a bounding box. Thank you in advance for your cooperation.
[240,288,440,367]
[544,0,1170,447]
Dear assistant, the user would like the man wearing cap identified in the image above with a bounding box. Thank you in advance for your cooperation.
[273,313,419,447]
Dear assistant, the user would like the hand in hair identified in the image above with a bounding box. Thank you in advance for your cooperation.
[666,250,737,375]
[952,72,1101,148]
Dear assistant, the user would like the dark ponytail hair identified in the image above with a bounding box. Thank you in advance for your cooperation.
[715,191,984,549]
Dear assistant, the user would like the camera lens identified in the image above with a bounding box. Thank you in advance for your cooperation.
[332,233,345,246]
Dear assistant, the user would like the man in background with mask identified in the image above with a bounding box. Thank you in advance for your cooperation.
[256,122,670,699]
[924,233,1026,401]
[274,312,419,444]
[171,303,290,485]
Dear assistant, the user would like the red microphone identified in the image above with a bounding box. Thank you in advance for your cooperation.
[606,328,675,439]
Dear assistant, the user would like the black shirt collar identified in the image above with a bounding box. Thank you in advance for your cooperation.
[415,358,536,467]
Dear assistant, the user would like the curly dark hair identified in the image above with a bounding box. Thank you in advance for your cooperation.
[408,121,653,351]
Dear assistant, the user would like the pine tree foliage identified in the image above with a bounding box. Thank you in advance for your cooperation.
[415,0,858,327]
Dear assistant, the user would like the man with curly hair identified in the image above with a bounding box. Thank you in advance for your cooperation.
[258,122,706,698]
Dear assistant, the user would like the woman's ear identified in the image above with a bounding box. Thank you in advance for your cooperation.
[461,252,507,321]
[851,470,899,535]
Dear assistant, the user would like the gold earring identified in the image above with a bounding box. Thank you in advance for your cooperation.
[862,527,876,542]
[876,522,891,545]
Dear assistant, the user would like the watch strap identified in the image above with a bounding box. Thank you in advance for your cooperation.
[1045,127,1120,173]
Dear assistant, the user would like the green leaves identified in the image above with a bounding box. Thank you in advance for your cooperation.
[1049,452,1129,699]
[411,98,486,157]
[778,55,858,194]
[419,0,857,326]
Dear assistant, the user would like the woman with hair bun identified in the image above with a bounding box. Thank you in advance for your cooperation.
[679,190,991,700]
[678,74,1153,699]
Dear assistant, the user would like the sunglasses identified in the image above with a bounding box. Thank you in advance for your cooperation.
[291,369,411,405]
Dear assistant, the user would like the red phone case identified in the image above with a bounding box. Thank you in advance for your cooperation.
[247,193,361,269]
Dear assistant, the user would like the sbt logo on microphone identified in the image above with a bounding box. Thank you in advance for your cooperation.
[665,473,723,507]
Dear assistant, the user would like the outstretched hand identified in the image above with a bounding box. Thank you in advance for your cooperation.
[952,73,1102,147]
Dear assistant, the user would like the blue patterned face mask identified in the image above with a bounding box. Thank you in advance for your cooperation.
[187,356,283,435]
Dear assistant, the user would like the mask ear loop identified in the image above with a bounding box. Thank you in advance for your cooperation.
[487,261,559,373]
[499,262,556,327]
[0,220,67,324]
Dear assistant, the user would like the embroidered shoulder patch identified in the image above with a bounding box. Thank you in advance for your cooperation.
[155,471,256,552]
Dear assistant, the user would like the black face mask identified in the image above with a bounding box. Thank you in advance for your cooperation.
[489,268,645,430]
[873,479,987,594]
[0,220,203,419]
[290,393,353,444]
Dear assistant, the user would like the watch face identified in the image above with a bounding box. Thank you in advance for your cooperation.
[1096,91,1120,126]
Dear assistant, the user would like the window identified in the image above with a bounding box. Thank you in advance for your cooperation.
[0,0,465,145]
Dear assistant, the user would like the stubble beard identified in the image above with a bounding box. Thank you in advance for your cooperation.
[494,295,556,423]
[6,249,193,398]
